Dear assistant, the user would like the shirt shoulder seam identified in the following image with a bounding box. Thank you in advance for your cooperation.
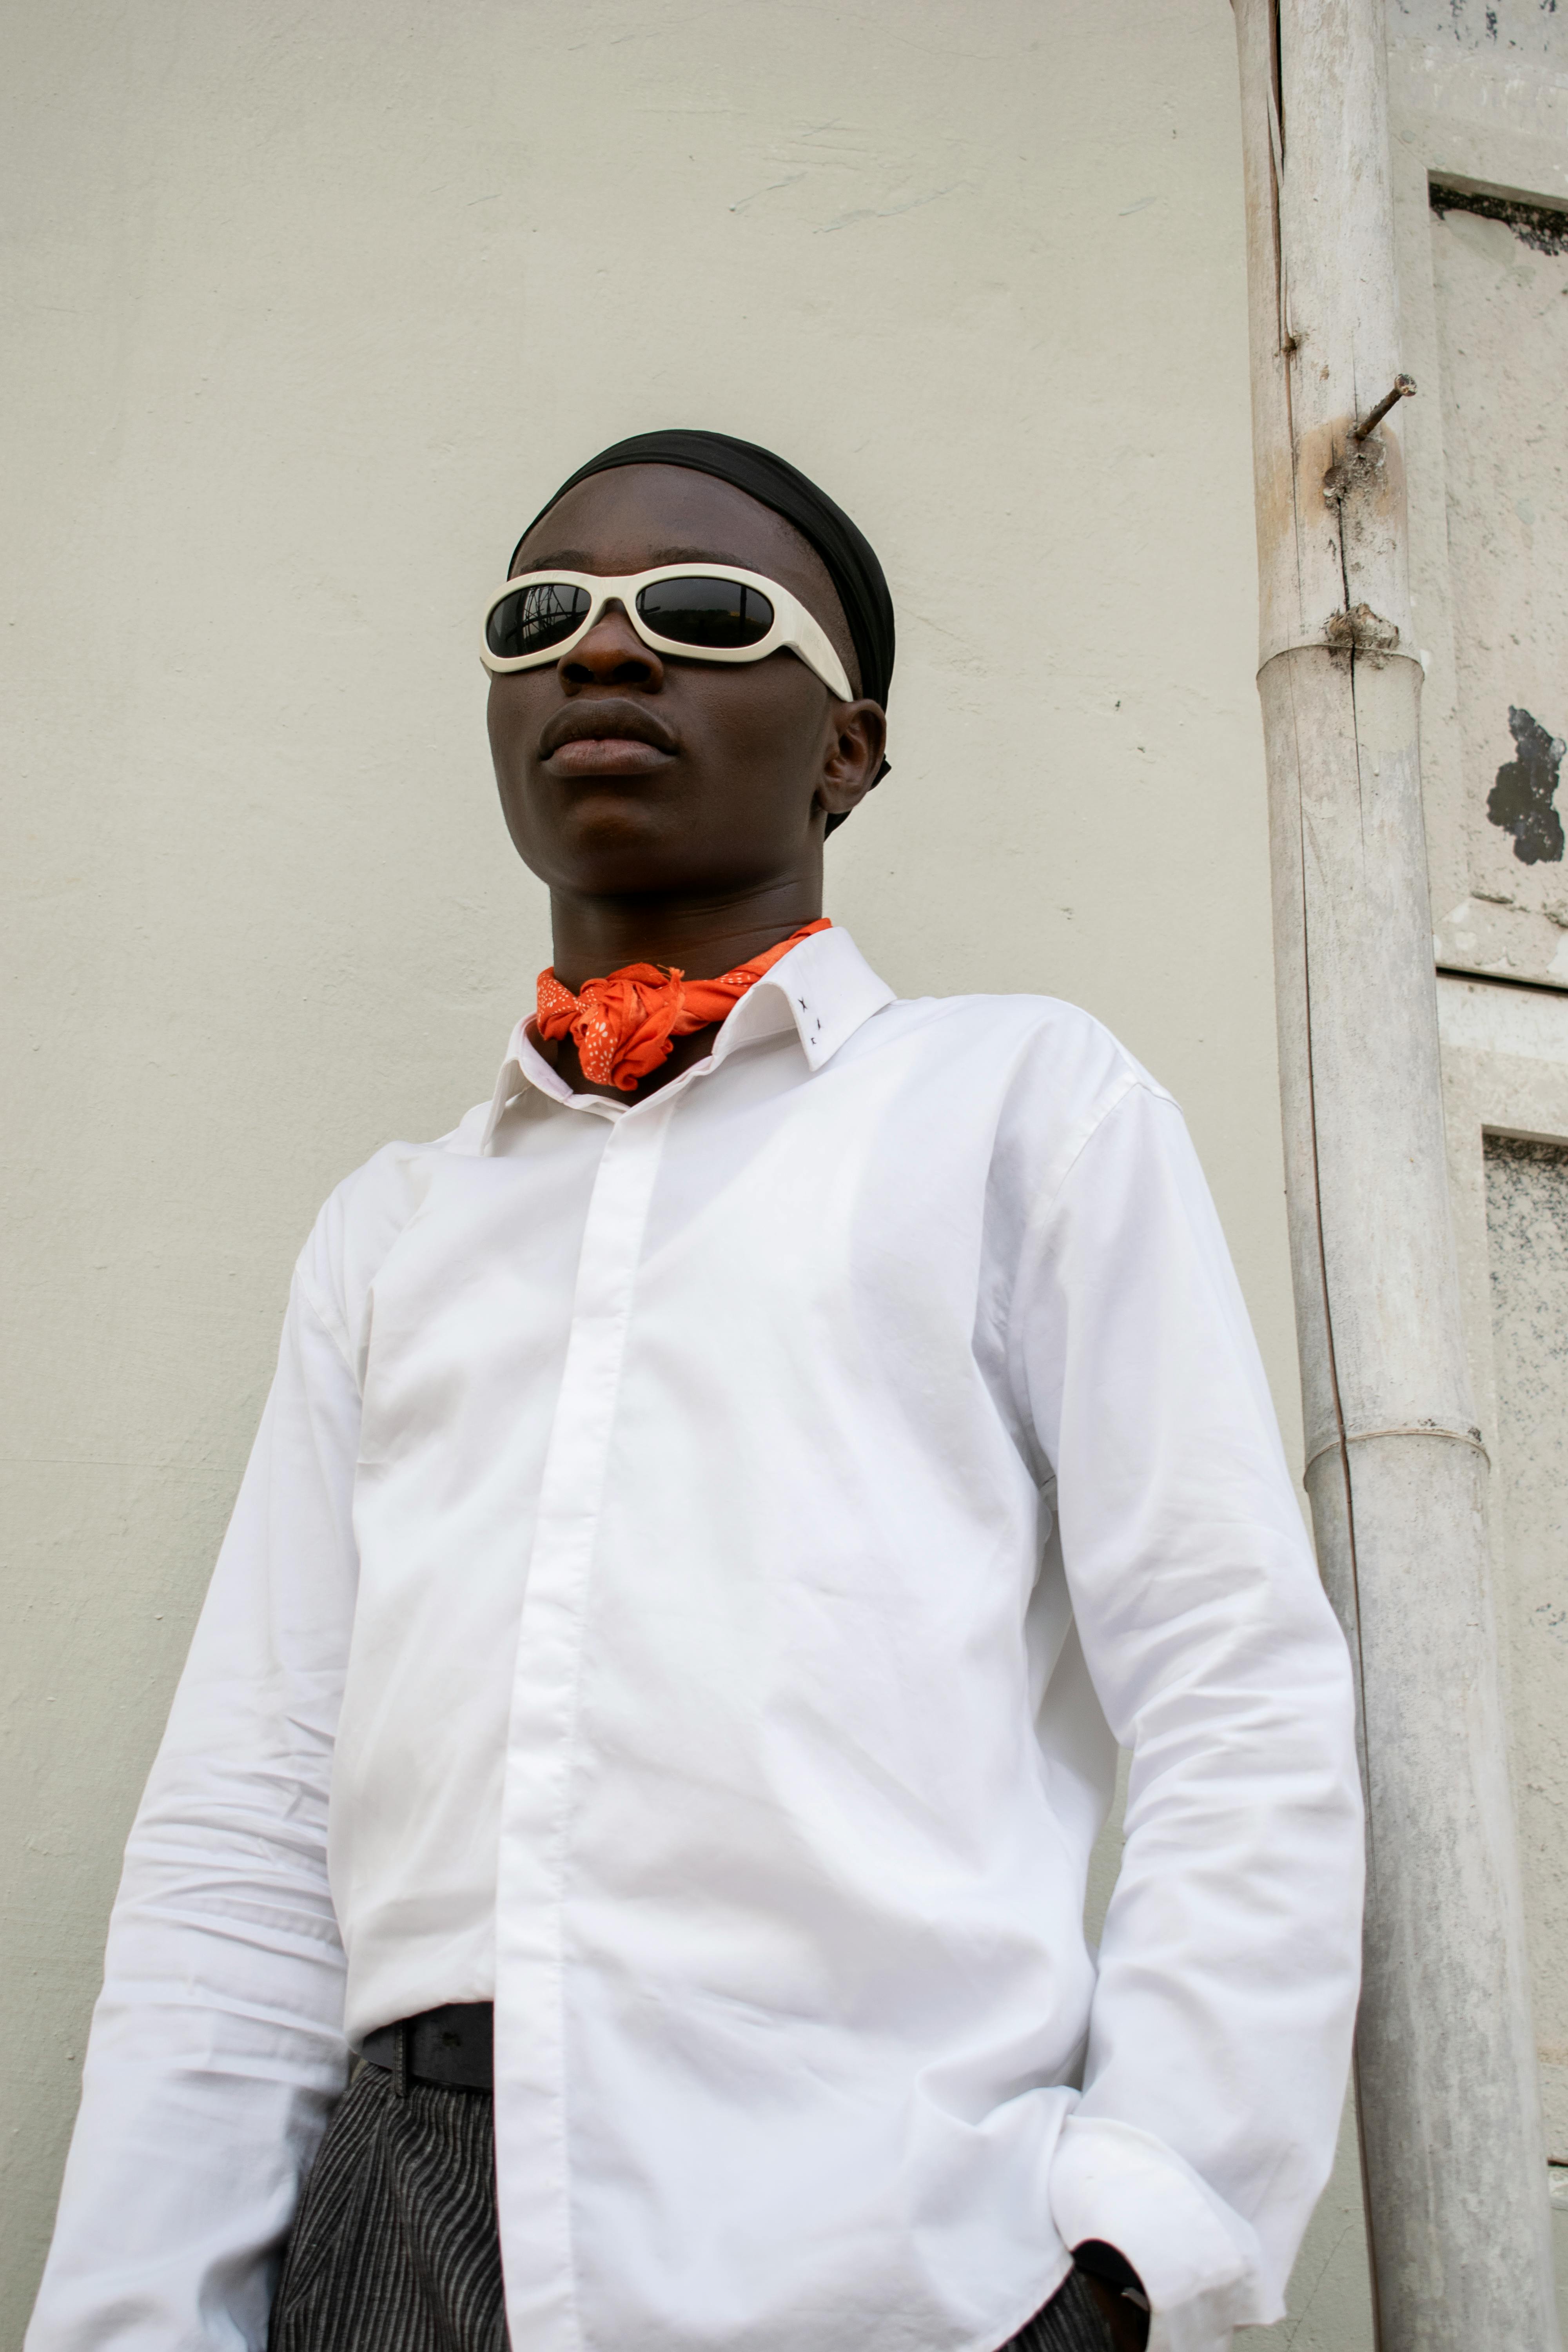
[1025,1064,1152,1235]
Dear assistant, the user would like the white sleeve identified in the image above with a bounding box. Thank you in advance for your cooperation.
[1017,1080,1364,2352]
[27,1259,362,2352]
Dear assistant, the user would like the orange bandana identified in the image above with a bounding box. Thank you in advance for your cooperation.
[535,919,831,1093]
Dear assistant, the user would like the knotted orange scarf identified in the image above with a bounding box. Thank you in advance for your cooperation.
[535,918,831,1093]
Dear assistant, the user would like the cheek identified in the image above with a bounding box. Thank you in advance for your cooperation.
[486,680,545,769]
[689,662,825,774]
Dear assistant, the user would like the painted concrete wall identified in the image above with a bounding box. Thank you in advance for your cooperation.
[1387,9,1568,2314]
[1439,976,1568,2334]
[1,2,1365,2341]
[1389,0,1568,987]
[1486,1136,1568,2161]
[1432,195,1568,960]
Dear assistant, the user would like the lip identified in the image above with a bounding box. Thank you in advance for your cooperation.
[540,699,678,775]
[548,737,673,777]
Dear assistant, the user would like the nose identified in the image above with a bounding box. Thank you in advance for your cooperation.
[561,597,663,691]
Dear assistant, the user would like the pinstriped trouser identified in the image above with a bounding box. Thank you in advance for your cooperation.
[269,2063,1114,2352]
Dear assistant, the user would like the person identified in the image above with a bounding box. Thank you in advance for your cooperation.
[27,431,1363,2352]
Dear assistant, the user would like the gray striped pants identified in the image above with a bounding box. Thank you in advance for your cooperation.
[269,2064,1114,2352]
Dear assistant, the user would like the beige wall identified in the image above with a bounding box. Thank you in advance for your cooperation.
[2,2,1358,2340]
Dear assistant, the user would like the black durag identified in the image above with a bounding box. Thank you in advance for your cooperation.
[510,428,894,828]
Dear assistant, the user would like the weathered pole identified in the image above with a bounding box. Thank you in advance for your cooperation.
[1230,5,1561,2348]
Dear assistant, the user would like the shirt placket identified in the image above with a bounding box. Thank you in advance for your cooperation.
[492,1091,675,2352]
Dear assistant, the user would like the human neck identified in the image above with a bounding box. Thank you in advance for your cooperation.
[546,876,824,993]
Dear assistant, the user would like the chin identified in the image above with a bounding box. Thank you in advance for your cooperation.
[515,798,716,897]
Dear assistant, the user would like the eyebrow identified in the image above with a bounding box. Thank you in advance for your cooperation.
[513,545,757,576]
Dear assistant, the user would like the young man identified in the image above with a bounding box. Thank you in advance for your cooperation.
[29,432,1363,2352]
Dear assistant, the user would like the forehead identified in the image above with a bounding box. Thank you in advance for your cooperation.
[512,463,829,610]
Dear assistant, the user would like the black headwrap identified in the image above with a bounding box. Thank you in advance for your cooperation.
[510,428,894,825]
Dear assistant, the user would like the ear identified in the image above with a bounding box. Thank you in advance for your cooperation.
[815,699,888,823]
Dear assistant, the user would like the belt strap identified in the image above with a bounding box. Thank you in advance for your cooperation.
[361,2002,494,2094]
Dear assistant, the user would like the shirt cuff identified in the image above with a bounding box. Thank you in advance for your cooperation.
[1048,2115,1275,2352]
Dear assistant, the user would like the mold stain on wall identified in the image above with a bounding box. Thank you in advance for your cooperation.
[1430,182,1568,256]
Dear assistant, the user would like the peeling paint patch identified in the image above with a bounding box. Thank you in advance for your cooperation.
[1430,180,1568,256]
[1488,706,1566,864]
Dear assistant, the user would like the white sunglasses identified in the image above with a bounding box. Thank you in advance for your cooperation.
[480,563,854,703]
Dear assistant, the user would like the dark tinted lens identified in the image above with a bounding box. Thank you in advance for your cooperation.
[486,581,591,660]
[636,576,775,650]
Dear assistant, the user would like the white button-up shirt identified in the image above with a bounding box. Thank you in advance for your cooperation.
[30,928,1362,2352]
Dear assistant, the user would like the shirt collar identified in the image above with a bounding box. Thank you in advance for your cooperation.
[479,925,895,1154]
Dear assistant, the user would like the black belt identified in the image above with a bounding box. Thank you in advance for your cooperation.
[361,2002,494,2095]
